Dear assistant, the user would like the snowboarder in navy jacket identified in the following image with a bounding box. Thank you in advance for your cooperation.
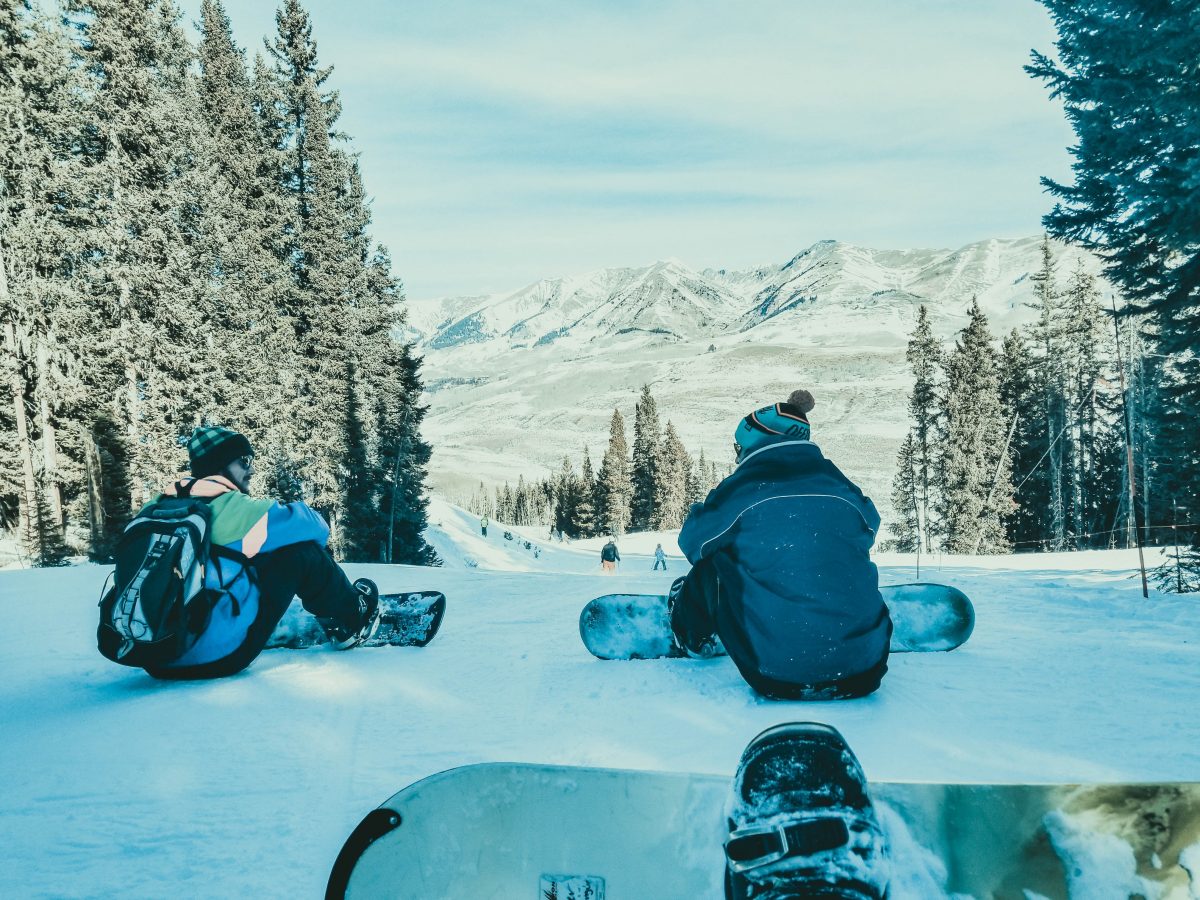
[671,390,891,700]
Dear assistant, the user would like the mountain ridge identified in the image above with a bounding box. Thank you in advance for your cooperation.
[407,235,1107,530]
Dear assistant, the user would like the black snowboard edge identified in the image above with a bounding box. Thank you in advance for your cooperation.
[326,807,402,900]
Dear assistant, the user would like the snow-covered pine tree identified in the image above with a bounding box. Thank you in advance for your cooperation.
[362,256,436,565]
[629,385,660,530]
[907,307,945,554]
[1026,236,1071,549]
[0,0,80,563]
[264,0,365,547]
[196,0,294,456]
[595,409,631,536]
[552,456,580,537]
[887,434,921,553]
[1059,260,1111,546]
[651,421,689,530]
[575,446,598,538]
[1029,1,1200,583]
[999,328,1044,549]
[686,448,706,507]
[65,0,223,513]
[937,299,1015,554]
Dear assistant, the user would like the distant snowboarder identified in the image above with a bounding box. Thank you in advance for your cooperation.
[600,538,620,573]
[480,515,488,537]
[102,427,380,679]
[653,543,667,571]
[669,390,892,700]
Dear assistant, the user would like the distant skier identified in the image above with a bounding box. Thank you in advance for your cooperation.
[669,390,891,700]
[600,538,621,573]
[112,427,380,680]
[653,543,667,571]
[480,515,488,537]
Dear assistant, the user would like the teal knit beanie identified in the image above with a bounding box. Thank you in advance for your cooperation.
[733,390,815,460]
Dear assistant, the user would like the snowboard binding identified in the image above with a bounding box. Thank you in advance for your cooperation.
[725,722,888,900]
[325,578,381,650]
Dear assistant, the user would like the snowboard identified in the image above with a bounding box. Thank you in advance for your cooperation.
[264,590,446,650]
[325,762,1200,899]
[579,582,974,661]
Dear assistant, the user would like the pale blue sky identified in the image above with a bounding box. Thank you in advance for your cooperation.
[178,1,1073,299]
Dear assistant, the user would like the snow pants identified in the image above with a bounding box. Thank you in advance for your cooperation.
[653,558,667,571]
[146,541,363,680]
[668,557,887,701]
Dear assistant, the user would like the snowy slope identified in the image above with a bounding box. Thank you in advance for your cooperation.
[407,236,1109,523]
[1,499,1198,898]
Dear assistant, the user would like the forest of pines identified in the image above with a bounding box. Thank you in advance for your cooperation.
[465,385,727,540]
[0,0,435,566]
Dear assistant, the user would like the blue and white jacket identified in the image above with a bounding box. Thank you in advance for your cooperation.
[146,476,331,669]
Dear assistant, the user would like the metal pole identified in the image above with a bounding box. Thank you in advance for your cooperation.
[1110,297,1149,598]
[1174,499,1182,594]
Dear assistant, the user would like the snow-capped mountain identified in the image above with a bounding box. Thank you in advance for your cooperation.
[408,236,1108,527]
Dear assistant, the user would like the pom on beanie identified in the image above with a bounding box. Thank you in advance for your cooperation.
[733,389,814,460]
[786,389,815,415]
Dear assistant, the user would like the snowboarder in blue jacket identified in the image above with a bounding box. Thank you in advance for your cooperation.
[144,426,380,680]
[670,390,891,700]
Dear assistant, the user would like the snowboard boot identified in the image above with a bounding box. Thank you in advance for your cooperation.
[667,576,724,659]
[724,722,888,900]
[323,578,381,650]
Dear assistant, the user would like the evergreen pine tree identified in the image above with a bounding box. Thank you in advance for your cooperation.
[596,409,631,536]
[687,448,706,507]
[1029,2,1200,582]
[629,385,660,530]
[552,456,579,537]
[1026,236,1070,549]
[196,0,293,455]
[907,307,945,554]
[887,434,921,552]
[575,447,598,538]
[651,422,689,530]
[938,300,1014,554]
[998,328,1044,549]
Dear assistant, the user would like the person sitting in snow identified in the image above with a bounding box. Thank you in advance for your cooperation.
[142,426,380,680]
[669,390,891,700]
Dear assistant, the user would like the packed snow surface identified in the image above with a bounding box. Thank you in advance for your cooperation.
[2,497,1198,898]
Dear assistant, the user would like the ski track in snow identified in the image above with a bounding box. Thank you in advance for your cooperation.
[1,497,1198,898]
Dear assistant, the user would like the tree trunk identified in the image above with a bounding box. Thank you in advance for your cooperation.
[3,312,38,558]
[34,324,62,527]
[84,433,105,553]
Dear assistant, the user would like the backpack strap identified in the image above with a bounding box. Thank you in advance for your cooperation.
[209,544,260,614]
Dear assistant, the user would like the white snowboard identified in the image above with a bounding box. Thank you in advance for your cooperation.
[328,762,1200,899]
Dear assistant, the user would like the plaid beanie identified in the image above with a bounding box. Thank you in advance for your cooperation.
[734,389,815,460]
[188,426,253,478]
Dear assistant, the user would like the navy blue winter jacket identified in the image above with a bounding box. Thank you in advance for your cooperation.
[678,439,890,689]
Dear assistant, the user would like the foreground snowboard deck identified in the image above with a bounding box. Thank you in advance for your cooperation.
[328,763,1200,900]
[579,582,974,661]
[265,591,446,650]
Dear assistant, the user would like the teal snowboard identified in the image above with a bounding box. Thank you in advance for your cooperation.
[264,590,446,650]
[326,762,1200,899]
[579,582,974,661]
